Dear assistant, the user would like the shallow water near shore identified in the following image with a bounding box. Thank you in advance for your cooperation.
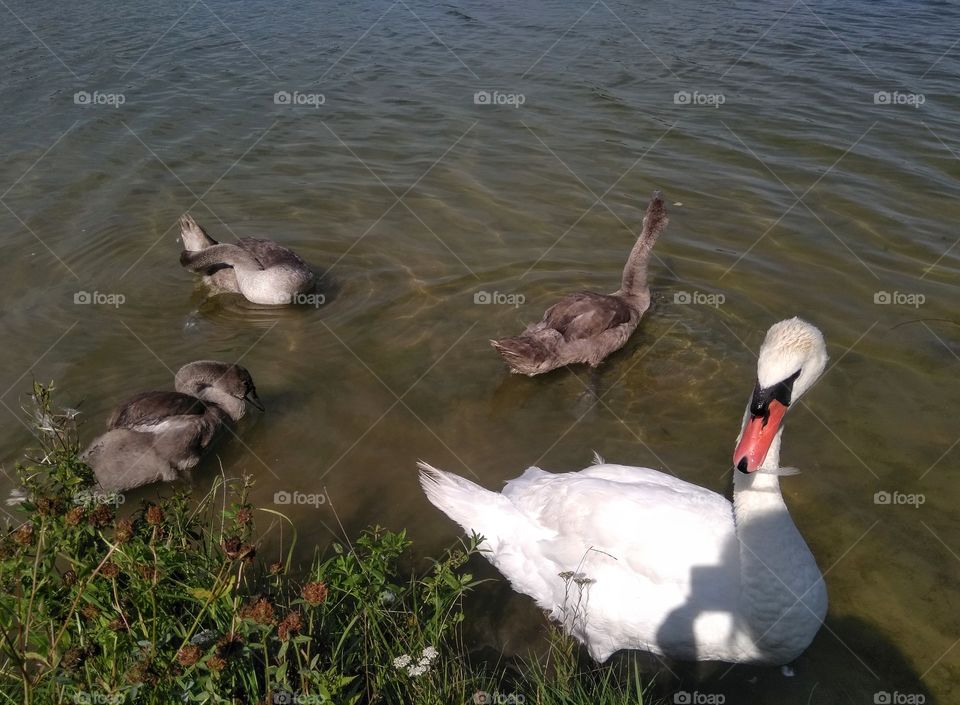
[1,1,958,702]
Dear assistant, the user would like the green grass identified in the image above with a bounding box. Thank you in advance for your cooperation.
[0,383,657,704]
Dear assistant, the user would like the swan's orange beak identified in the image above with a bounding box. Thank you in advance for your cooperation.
[733,399,788,473]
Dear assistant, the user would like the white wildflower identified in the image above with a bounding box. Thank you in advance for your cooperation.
[421,645,439,661]
[407,663,428,677]
[392,654,412,669]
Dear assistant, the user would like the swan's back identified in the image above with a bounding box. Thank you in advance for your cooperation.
[501,465,736,583]
[237,238,310,272]
[420,462,742,661]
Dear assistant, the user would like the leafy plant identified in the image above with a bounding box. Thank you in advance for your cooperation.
[0,383,656,705]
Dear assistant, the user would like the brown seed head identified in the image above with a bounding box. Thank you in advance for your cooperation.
[177,644,202,667]
[145,504,163,526]
[302,581,328,606]
[13,523,33,546]
[65,506,85,526]
[239,596,276,625]
[277,611,302,641]
[88,504,113,528]
[114,518,134,543]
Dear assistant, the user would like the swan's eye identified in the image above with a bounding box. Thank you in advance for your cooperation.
[749,369,802,423]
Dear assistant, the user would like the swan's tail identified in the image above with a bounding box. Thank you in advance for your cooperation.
[179,213,219,251]
[490,335,557,376]
[418,462,531,553]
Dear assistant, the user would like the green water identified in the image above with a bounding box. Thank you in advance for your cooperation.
[0,1,957,702]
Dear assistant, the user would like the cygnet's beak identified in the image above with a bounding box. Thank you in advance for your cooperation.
[244,389,265,412]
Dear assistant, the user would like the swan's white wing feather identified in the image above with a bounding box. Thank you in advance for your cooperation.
[489,464,742,660]
[422,462,749,662]
[503,464,733,573]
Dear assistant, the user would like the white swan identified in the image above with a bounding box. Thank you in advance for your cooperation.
[419,317,829,664]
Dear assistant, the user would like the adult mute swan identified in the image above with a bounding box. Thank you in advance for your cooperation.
[490,191,668,375]
[420,317,829,664]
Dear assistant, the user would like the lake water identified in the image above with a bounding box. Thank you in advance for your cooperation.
[0,1,958,702]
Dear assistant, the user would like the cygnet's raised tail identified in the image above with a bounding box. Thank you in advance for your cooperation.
[179,214,316,306]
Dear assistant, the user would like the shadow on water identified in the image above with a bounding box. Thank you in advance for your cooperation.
[645,614,936,705]
[464,573,934,705]
[458,506,935,705]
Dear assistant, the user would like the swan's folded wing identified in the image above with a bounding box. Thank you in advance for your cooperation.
[180,243,265,273]
[541,292,633,342]
[237,238,310,271]
[503,465,735,585]
[108,392,209,432]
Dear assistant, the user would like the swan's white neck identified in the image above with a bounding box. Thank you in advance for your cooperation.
[731,415,821,659]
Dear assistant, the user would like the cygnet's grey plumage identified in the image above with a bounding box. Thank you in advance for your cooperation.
[80,361,262,493]
[491,191,668,376]
[179,214,315,305]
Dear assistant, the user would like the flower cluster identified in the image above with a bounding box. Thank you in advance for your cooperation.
[392,645,439,677]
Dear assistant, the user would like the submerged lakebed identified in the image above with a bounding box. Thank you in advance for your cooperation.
[0,1,958,703]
